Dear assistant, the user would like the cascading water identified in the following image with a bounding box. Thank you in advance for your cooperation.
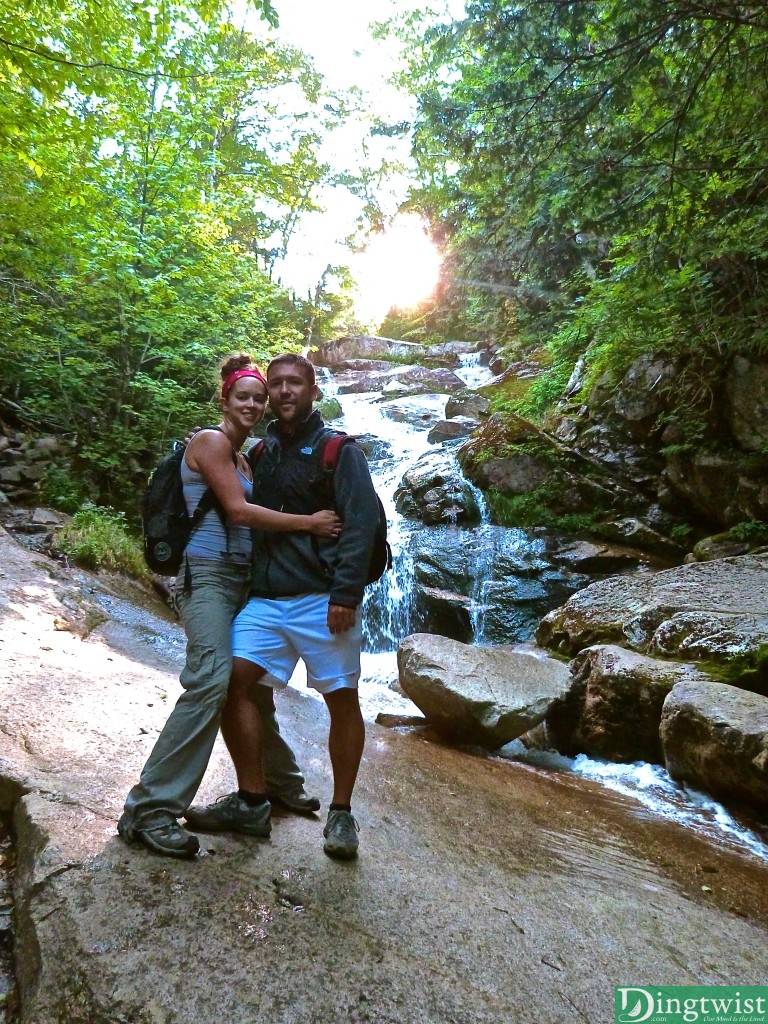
[318,374,444,653]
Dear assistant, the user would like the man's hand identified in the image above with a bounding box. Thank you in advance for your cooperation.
[327,603,356,634]
[183,425,203,447]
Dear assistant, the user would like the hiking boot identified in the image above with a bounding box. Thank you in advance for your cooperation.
[323,809,359,860]
[267,786,321,814]
[118,813,200,859]
[184,793,271,837]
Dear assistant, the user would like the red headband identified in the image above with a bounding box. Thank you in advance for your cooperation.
[221,368,268,399]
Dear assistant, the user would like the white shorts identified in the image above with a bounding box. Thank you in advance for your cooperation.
[232,593,362,695]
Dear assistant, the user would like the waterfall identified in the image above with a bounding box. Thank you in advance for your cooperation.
[317,373,436,652]
[320,354,500,653]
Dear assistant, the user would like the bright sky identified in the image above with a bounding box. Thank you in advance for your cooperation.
[241,0,464,327]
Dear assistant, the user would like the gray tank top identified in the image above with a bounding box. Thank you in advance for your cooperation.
[181,434,252,562]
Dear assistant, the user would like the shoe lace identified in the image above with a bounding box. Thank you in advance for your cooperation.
[327,810,359,839]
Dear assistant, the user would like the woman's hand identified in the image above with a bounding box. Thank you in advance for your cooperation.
[309,510,342,537]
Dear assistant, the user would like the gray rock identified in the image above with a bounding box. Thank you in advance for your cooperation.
[547,538,649,573]
[427,417,478,444]
[536,554,768,681]
[468,452,551,495]
[726,355,768,452]
[335,364,467,397]
[589,518,684,561]
[30,508,71,528]
[546,645,715,764]
[613,353,677,439]
[396,449,481,525]
[20,462,47,482]
[397,633,572,747]
[661,680,768,811]
[662,451,741,528]
[381,396,444,429]
[691,532,751,562]
[445,393,491,420]
[310,334,428,367]
[337,358,394,371]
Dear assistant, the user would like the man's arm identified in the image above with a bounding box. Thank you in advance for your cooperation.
[328,442,380,613]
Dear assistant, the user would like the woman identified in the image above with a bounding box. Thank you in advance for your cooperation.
[118,354,341,858]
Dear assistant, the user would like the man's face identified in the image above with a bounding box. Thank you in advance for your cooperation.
[267,363,318,429]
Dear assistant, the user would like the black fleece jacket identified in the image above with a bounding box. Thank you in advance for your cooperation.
[247,410,379,609]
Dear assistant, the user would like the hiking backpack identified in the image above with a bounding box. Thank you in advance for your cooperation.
[249,430,392,586]
[141,427,229,576]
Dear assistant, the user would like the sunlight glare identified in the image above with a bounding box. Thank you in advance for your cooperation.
[351,216,441,327]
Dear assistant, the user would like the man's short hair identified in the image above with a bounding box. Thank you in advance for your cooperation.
[267,352,316,386]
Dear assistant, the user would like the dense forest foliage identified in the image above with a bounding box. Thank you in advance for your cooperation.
[3,0,768,533]
[389,1,768,423]
[0,0,360,511]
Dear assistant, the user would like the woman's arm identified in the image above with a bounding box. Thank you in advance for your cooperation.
[188,431,341,537]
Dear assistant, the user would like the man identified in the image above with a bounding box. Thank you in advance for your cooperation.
[185,353,379,859]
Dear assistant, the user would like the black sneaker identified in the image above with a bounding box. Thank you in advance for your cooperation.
[184,793,271,837]
[118,815,200,859]
[323,809,359,860]
[267,786,321,814]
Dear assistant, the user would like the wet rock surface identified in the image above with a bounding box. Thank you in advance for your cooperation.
[661,680,768,809]
[536,553,768,673]
[397,633,571,747]
[1,529,768,1022]
[546,644,717,764]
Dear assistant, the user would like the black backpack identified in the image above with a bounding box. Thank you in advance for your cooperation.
[249,430,392,586]
[141,427,230,576]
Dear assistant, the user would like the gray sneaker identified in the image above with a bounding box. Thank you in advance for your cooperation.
[118,813,200,859]
[184,793,271,837]
[267,786,321,814]
[323,809,359,860]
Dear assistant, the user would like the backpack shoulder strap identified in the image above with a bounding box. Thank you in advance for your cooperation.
[319,431,352,473]
[188,425,237,527]
[248,438,266,466]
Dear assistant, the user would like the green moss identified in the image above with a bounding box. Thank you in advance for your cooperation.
[486,487,559,528]
[698,645,768,691]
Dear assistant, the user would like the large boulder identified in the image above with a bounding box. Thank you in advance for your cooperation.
[310,335,427,367]
[612,353,678,440]
[336,364,467,397]
[445,393,491,420]
[726,355,768,452]
[536,554,768,692]
[660,680,768,811]
[468,451,551,495]
[427,417,478,444]
[662,451,741,528]
[546,645,715,764]
[395,449,482,526]
[397,633,572,748]
[380,395,446,429]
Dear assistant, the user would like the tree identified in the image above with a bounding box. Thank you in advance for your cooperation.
[389,1,768,395]
[0,0,334,513]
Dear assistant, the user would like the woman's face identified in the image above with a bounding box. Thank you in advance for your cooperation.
[223,376,268,430]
